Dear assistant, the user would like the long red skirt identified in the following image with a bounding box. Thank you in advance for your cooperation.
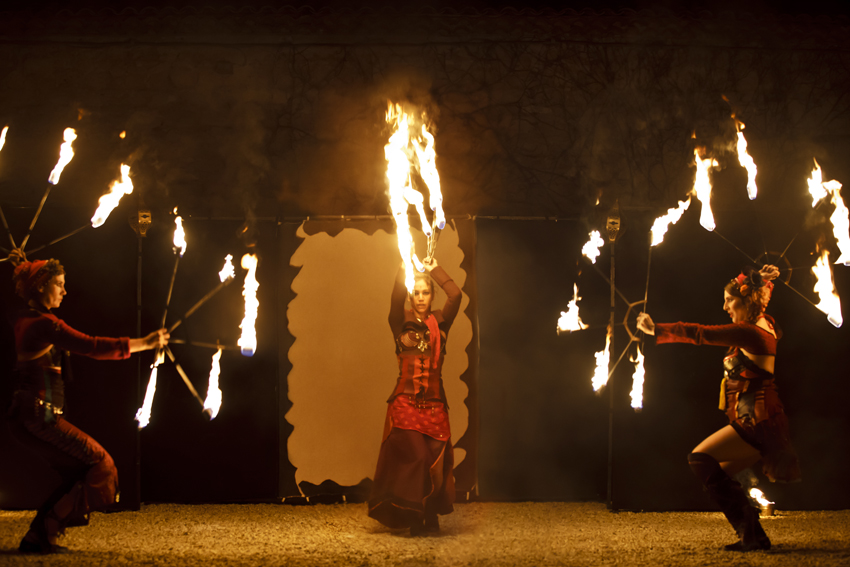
[367,422,455,529]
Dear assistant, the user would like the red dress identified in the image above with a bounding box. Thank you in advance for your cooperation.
[655,316,801,483]
[9,305,130,529]
[367,266,462,528]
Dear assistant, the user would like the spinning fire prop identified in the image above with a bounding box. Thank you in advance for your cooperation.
[384,102,445,292]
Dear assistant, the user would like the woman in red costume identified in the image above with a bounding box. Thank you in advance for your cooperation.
[637,264,800,552]
[368,257,462,535]
[7,252,168,554]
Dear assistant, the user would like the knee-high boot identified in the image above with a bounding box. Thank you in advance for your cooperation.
[688,452,770,551]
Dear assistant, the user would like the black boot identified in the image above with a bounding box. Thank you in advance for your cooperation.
[688,453,770,552]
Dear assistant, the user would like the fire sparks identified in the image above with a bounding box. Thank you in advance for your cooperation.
[582,230,605,264]
[48,128,77,185]
[650,197,691,246]
[812,248,843,328]
[203,348,224,419]
[591,334,611,392]
[734,122,759,200]
[629,345,645,410]
[749,488,774,507]
[238,253,259,356]
[557,284,588,333]
[807,161,850,266]
[136,349,165,429]
[173,209,187,257]
[384,102,444,292]
[91,164,133,228]
[0,126,8,152]
[219,254,235,282]
[692,148,718,232]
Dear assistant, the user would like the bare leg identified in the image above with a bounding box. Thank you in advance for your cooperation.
[693,425,761,476]
[688,425,769,551]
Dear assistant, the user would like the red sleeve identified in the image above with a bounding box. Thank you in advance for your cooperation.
[655,321,776,355]
[35,314,131,360]
[431,266,462,328]
[388,266,408,336]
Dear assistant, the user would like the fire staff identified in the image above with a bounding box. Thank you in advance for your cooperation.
[6,251,168,554]
[637,264,801,552]
[368,257,461,535]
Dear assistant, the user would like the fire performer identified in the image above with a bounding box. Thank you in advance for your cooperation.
[368,257,461,535]
[636,264,801,552]
[5,250,168,554]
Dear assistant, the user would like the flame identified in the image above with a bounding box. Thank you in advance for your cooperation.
[812,248,843,327]
[218,254,235,282]
[203,348,224,419]
[650,197,691,246]
[238,253,259,356]
[0,126,8,152]
[173,210,187,257]
[119,130,126,139]
[591,333,611,392]
[385,102,443,292]
[692,148,718,232]
[414,124,446,231]
[91,164,133,228]
[734,122,759,200]
[808,161,850,266]
[557,284,588,333]
[749,488,774,507]
[135,349,165,429]
[48,128,77,185]
[629,345,646,409]
[582,230,605,264]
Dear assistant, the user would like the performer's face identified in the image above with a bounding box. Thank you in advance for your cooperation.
[411,279,433,318]
[39,274,66,310]
[723,290,746,323]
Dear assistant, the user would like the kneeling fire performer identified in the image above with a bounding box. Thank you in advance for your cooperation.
[6,252,168,554]
[637,264,800,552]
[368,257,461,535]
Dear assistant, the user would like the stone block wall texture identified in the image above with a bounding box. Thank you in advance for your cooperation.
[0,6,848,222]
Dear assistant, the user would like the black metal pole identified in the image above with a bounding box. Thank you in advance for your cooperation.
[606,202,621,510]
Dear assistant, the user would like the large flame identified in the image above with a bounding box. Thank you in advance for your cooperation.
[734,122,759,200]
[91,164,133,228]
[692,148,718,232]
[650,197,691,246]
[238,253,259,356]
[203,348,224,419]
[48,128,77,185]
[0,126,8,152]
[385,102,444,292]
[591,333,611,392]
[629,345,645,409]
[812,248,843,327]
[136,349,165,429]
[172,209,187,257]
[557,284,588,333]
[218,254,235,282]
[808,161,850,266]
[582,230,605,264]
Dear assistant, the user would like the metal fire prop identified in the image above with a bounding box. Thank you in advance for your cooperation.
[560,109,848,420]
[137,253,240,429]
[384,102,446,292]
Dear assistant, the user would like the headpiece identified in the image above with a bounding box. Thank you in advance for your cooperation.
[13,260,51,300]
[732,265,773,297]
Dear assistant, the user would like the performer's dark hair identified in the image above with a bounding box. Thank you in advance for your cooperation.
[724,266,772,323]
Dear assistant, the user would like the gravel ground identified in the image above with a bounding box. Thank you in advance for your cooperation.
[1,502,849,566]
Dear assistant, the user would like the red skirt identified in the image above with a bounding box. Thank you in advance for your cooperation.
[367,398,455,528]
